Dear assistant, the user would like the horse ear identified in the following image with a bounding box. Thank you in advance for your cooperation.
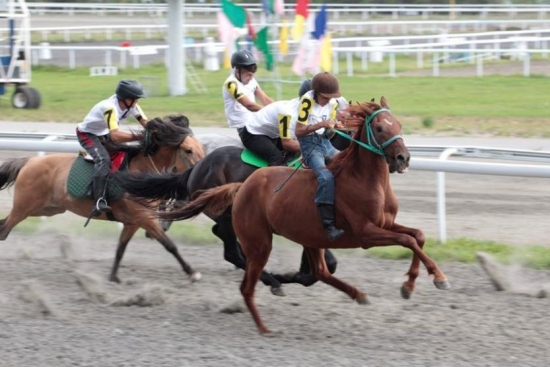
[380,96,390,109]
[370,97,375,103]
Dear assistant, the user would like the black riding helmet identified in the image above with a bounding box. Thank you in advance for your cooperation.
[115,79,146,100]
[298,79,312,98]
[231,49,257,69]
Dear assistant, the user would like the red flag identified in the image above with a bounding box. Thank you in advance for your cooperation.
[246,11,256,40]
[295,0,309,18]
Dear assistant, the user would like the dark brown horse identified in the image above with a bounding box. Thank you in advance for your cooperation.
[155,97,451,334]
[0,116,205,283]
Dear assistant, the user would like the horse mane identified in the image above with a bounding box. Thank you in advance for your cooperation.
[141,115,194,155]
[328,101,383,171]
[104,115,194,158]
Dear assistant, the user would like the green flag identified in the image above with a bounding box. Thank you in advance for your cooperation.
[221,0,247,28]
[254,27,274,71]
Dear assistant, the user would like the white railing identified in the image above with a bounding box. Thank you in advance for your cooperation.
[24,32,550,78]
[9,18,550,43]
[25,3,550,21]
[0,132,549,244]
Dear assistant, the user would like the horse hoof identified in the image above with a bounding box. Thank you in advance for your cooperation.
[401,282,414,299]
[400,284,412,299]
[356,293,370,305]
[261,329,283,337]
[271,286,286,297]
[189,272,202,283]
[434,279,451,290]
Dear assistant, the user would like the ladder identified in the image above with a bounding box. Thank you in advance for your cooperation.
[185,63,207,94]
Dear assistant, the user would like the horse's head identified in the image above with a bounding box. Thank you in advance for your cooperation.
[342,97,410,173]
[144,116,205,170]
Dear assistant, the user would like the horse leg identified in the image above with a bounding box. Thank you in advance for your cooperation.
[390,223,427,299]
[140,218,201,282]
[304,247,370,305]
[214,212,284,296]
[271,249,338,288]
[360,223,451,293]
[0,206,42,241]
[109,224,139,283]
[239,233,274,335]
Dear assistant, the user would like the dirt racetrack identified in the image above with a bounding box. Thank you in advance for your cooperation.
[0,148,550,366]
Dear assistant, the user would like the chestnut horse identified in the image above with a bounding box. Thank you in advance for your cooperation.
[155,97,451,334]
[0,116,205,283]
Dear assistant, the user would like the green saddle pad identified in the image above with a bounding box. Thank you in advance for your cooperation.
[241,148,302,169]
[67,156,125,201]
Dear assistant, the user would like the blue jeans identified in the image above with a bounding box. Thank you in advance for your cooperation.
[298,133,339,205]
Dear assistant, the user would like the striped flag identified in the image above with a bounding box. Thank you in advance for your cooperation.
[291,0,309,41]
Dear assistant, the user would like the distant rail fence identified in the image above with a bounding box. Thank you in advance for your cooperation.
[0,131,548,244]
[22,31,550,77]
[24,2,550,21]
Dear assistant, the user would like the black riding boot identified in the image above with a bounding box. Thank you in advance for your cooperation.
[92,176,112,216]
[316,204,344,241]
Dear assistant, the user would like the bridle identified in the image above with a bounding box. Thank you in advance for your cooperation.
[331,108,402,156]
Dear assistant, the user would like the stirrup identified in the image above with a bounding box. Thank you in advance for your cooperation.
[93,198,111,215]
[325,226,344,242]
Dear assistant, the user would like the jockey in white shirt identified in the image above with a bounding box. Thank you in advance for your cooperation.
[222,49,273,134]
[76,79,148,215]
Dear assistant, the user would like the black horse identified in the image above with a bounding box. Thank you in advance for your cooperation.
[115,145,338,295]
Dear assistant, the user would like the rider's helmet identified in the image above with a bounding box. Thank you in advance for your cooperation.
[298,79,312,98]
[230,49,257,70]
[311,72,341,99]
[115,79,146,100]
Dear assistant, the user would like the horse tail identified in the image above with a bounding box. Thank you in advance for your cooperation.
[0,158,30,190]
[114,167,195,201]
[159,182,243,221]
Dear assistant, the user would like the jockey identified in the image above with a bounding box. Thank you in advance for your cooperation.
[300,79,351,151]
[222,49,273,136]
[239,80,312,166]
[294,72,345,241]
[76,79,148,216]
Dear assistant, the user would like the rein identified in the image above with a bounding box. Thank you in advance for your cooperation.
[332,108,402,156]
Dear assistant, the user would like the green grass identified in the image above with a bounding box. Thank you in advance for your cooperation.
[365,238,550,270]
[10,216,550,270]
[3,62,549,137]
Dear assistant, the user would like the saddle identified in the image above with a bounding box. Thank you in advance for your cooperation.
[241,149,303,169]
[66,150,129,201]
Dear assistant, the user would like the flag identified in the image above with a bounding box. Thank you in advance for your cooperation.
[274,0,285,16]
[279,19,289,56]
[320,33,332,72]
[261,1,284,16]
[253,27,274,71]
[221,0,247,28]
[217,10,240,69]
[291,42,307,76]
[291,0,309,41]
[262,0,274,14]
[311,3,327,40]
[246,11,256,40]
[219,0,258,68]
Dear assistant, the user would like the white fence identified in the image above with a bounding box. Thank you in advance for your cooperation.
[24,2,550,21]
[25,30,550,77]
[0,132,549,244]
[13,19,550,42]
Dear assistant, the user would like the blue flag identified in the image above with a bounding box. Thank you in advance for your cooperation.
[311,3,327,40]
